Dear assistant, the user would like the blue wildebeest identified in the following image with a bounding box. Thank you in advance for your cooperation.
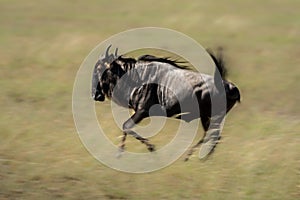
[92,45,240,160]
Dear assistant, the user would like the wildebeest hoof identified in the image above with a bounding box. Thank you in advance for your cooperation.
[147,144,155,152]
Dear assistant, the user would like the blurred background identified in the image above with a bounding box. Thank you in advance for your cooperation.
[0,0,299,199]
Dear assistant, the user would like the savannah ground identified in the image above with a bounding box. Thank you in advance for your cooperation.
[0,0,299,199]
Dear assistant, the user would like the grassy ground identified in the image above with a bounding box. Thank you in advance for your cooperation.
[0,0,299,199]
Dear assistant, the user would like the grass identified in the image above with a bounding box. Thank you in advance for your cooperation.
[0,0,299,199]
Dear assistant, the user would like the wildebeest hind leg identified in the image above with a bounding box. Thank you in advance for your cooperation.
[184,137,204,161]
[184,115,210,161]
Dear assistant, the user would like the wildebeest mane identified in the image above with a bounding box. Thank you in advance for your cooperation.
[109,56,137,72]
[116,55,137,64]
[138,54,188,69]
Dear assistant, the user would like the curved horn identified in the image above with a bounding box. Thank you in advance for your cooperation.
[115,48,118,57]
[105,44,112,57]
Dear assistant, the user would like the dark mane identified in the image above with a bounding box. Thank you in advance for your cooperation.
[110,56,137,72]
[207,48,228,79]
[115,55,137,64]
[137,54,188,69]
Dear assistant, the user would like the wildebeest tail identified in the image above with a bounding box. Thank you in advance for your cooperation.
[207,47,227,80]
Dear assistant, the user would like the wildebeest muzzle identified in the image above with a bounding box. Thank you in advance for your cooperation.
[93,83,105,101]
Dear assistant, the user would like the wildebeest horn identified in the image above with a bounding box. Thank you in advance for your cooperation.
[105,45,112,57]
[115,48,118,57]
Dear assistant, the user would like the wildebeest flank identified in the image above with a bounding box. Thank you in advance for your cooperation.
[92,45,240,159]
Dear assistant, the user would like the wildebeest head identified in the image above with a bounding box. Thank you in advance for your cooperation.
[92,45,118,101]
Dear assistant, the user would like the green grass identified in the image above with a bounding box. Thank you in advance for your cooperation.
[1,0,299,199]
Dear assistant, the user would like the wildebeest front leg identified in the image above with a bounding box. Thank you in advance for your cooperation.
[120,110,155,152]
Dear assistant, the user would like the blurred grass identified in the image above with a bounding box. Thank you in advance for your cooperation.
[0,0,299,199]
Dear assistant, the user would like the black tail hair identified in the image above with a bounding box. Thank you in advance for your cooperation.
[207,47,228,80]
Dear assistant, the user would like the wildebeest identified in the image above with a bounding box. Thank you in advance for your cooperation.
[92,45,240,159]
